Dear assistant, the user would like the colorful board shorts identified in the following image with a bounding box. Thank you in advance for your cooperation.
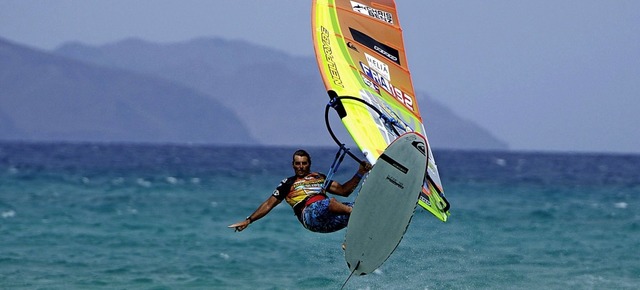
[302,198,354,233]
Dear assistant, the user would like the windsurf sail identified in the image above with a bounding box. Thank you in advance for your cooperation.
[312,0,450,221]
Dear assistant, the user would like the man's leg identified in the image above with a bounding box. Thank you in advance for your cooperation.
[328,197,352,215]
[303,198,353,233]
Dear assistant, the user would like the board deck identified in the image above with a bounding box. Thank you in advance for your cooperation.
[344,132,428,275]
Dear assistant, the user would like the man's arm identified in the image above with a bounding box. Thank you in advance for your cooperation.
[228,195,281,232]
[328,161,372,197]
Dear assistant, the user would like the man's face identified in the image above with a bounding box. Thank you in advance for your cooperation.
[292,155,311,177]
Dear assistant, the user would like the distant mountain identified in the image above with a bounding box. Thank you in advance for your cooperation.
[55,37,508,150]
[0,38,256,145]
[0,36,507,150]
[55,38,333,147]
[417,93,509,150]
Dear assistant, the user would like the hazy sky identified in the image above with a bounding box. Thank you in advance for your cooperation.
[1,0,639,154]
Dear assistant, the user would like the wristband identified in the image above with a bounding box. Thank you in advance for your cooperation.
[246,216,253,223]
[355,172,364,179]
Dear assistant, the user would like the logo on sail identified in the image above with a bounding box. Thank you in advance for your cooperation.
[351,1,394,24]
[359,62,414,111]
[365,53,390,81]
[320,26,344,88]
[349,28,400,65]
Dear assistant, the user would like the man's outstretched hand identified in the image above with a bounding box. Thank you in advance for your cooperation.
[228,219,250,232]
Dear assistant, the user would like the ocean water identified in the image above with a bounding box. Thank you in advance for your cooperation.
[1,142,639,289]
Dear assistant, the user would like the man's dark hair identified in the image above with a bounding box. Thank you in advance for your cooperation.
[292,149,311,164]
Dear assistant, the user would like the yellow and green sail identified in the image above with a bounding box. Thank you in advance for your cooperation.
[312,0,450,221]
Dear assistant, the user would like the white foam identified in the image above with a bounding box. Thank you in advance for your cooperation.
[136,178,152,187]
[1,210,16,218]
[166,176,178,184]
[614,202,628,209]
[219,253,230,260]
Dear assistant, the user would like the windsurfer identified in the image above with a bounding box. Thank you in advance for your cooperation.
[228,149,371,233]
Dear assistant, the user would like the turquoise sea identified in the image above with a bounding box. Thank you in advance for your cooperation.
[1,142,639,289]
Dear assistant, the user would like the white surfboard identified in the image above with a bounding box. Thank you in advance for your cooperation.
[344,132,428,275]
